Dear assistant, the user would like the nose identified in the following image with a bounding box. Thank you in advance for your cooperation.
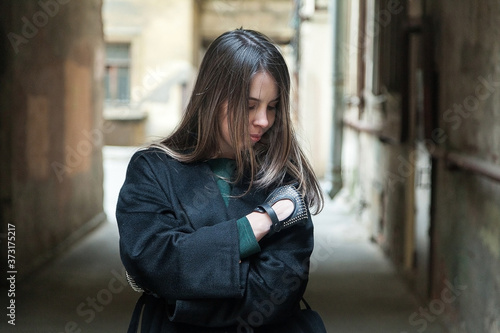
[252,107,270,128]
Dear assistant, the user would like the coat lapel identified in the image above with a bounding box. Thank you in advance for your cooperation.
[171,160,267,229]
[173,161,230,229]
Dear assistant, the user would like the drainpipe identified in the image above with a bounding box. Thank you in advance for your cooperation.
[329,0,347,198]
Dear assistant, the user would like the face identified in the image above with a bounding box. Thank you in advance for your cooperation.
[218,71,278,158]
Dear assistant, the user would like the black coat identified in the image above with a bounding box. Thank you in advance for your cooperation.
[116,149,314,332]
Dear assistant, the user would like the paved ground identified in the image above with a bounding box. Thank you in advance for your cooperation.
[1,146,446,332]
[305,190,444,333]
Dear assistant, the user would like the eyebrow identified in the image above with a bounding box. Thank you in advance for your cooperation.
[248,97,279,102]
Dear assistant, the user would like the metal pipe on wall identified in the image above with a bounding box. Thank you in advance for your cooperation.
[427,143,500,183]
[344,121,500,184]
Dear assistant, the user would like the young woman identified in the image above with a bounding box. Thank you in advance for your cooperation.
[117,28,324,332]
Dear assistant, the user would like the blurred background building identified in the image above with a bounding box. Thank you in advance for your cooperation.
[101,0,332,177]
[1,1,499,332]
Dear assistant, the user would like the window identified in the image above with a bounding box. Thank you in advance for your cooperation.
[104,43,131,104]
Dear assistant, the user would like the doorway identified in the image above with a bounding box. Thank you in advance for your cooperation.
[405,17,436,301]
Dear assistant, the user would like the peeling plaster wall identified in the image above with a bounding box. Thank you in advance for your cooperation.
[347,0,409,268]
[428,1,500,331]
[343,0,500,331]
[0,0,105,281]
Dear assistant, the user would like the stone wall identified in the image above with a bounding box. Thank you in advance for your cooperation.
[342,0,500,331]
[427,1,500,331]
[0,0,105,281]
[199,0,295,45]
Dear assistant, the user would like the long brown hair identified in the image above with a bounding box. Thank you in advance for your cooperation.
[151,29,323,214]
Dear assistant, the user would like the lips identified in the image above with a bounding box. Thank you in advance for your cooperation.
[250,134,262,143]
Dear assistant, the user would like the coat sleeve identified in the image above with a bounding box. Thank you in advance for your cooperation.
[117,152,244,300]
[169,221,314,328]
[117,152,314,328]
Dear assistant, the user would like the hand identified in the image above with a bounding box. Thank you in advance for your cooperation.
[246,200,293,242]
[271,199,294,221]
[246,211,272,241]
[254,183,308,235]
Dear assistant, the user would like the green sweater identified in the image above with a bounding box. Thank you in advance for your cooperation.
[207,159,261,258]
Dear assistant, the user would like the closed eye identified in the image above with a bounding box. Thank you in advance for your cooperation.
[248,98,279,111]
